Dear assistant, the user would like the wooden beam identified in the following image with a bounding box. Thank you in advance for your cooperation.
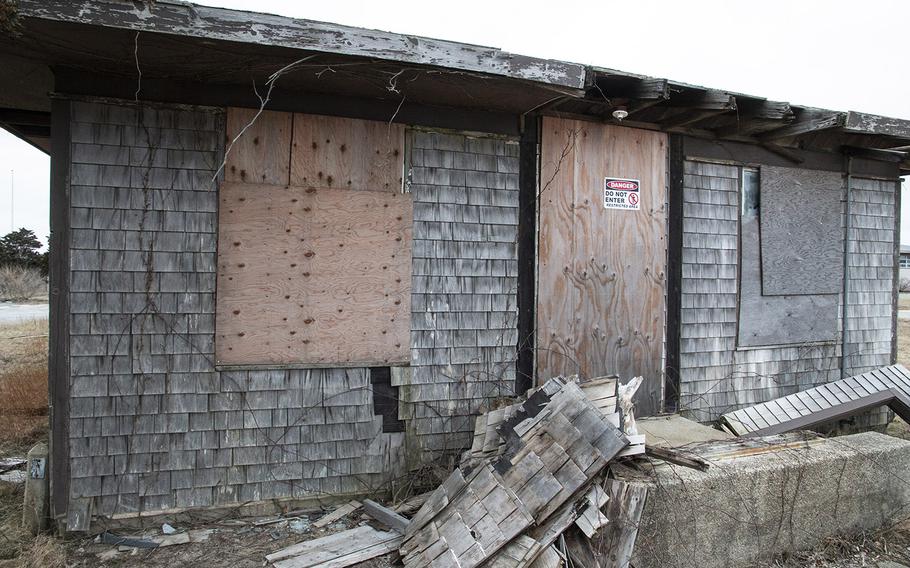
[712,100,795,138]
[0,108,51,127]
[660,108,732,129]
[844,111,910,139]
[842,146,909,163]
[362,499,410,534]
[759,143,804,164]
[665,90,736,111]
[644,445,710,472]
[757,112,845,141]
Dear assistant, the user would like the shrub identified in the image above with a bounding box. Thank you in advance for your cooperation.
[0,265,46,301]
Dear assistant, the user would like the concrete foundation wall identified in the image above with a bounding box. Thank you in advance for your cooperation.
[630,432,910,568]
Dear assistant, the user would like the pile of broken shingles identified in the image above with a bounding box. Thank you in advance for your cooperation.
[266,375,657,568]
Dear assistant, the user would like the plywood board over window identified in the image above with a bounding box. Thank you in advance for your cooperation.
[216,108,411,367]
[216,183,412,366]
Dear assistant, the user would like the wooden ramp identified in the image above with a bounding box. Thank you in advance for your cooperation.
[720,365,910,436]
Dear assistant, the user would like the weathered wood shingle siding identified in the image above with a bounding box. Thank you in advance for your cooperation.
[63,99,406,522]
[678,158,899,423]
[844,177,900,376]
[405,130,520,457]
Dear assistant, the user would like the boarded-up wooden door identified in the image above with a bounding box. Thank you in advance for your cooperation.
[537,118,667,415]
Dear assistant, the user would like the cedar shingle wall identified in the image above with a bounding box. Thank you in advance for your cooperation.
[844,177,898,376]
[65,100,405,520]
[678,160,898,423]
[404,131,520,457]
[63,100,520,521]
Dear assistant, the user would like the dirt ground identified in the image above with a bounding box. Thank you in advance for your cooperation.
[3,318,910,567]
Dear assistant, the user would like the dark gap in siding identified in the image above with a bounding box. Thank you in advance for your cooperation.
[516,116,539,394]
[664,134,684,413]
[370,367,404,433]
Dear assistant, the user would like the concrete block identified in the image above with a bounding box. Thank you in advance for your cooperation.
[628,432,910,568]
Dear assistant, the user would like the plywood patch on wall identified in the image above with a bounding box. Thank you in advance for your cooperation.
[760,166,844,296]
[218,108,410,367]
[224,108,292,185]
[216,182,412,366]
[291,114,405,192]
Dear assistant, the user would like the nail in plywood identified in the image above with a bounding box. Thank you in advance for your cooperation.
[216,182,412,366]
[291,113,405,192]
[537,118,668,416]
[225,108,292,185]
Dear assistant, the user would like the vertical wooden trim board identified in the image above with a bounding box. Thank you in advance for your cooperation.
[664,134,684,412]
[537,118,668,415]
[48,97,72,519]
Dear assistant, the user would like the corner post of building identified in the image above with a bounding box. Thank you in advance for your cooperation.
[48,94,72,525]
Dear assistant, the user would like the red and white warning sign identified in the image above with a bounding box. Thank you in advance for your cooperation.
[603,177,641,211]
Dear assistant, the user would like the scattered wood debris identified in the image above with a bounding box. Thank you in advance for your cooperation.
[400,377,634,568]
[266,525,403,568]
[362,499,410,533]
[312,500,362,529]
[264,375,670,568]
[644,445,710,472]
[100,528,213,551]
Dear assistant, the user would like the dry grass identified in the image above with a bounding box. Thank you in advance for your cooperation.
[0,266,46,302]
[0,318,63,567]
[0,318,48,455]
[899,293,910,311]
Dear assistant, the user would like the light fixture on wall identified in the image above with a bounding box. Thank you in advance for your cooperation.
[612,108,629,122]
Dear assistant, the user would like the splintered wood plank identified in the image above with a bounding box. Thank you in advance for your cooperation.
[216,182,412,366]
[595,479,648,568]
[266,525,388,562]
[291,113,405,192]
[225,108,292,185]
[312,501,362,528]
[537,117,667,416]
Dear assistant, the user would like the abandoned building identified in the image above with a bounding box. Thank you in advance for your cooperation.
[1,0,909,532]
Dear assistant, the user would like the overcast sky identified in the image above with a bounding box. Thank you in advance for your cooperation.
[1,0,908,247]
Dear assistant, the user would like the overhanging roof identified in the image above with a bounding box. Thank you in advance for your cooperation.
[1,0,908,172]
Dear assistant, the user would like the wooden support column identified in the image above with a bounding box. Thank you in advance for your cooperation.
[48,96,71,522]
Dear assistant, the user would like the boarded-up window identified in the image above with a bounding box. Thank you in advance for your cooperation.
[738,167,839,347]
[759,166,844,296]
[216,109,411,366]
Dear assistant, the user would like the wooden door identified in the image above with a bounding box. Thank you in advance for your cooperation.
[537,117,667,415]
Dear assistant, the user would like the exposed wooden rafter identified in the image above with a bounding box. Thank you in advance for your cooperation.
[757,112,845,141]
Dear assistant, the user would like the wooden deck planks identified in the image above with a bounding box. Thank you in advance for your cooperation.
[721,365,910,436]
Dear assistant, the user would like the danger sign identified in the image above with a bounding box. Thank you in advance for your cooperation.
[603,177,641,211]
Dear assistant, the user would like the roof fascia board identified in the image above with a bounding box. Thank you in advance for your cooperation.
[845,111,910,140]
[16,0,587,91]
